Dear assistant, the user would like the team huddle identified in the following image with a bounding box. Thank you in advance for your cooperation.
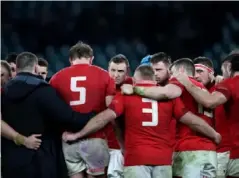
[1,41,239,178]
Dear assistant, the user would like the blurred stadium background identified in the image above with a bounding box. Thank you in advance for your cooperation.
[1,1,239,77]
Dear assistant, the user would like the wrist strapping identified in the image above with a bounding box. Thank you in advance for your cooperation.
[14,134,25,146]
[134,87,145,96]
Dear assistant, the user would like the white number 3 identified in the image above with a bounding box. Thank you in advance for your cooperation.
[142,98,159,126]
[70,76,86,106]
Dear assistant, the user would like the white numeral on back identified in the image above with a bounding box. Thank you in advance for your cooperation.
[70,76,87,106]
[142,98,159,126]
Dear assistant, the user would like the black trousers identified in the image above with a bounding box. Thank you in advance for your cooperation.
[2,148,57,178]
[2,139,69,178]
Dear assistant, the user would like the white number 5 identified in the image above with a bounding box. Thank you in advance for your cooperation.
[70,76,86,106]
[142,98,158,126]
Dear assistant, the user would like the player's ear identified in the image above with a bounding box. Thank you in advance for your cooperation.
[226,63,231,73]
[167,68,171,76]
[90,56,94,64]
[34,64,39,74]
[127,66,131,76]
[227,63,232,71]
[69,58,73,65]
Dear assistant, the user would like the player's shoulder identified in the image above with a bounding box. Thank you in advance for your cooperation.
[124,77,133,85]
[168,77,184,90]
[90,65,111,82]
[90,65,108,74]
[225,76,239,84]
[51,66,72,80]
[216,76,238,89]
[112,92,125,103]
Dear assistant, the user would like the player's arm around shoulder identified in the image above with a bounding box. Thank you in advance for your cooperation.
[175,74,228,109]
[208,78,232,108]
[131,83,182,100]
[172,97,220,144]
[179,111,221,144]
[66,93,125,141]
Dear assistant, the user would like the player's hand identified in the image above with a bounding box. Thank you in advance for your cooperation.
[121,84,134,95]
[214,75,224,84]
[213,132,221,145]
[173,70,189,86]
[62,131,78,142]
[24,134,42,150]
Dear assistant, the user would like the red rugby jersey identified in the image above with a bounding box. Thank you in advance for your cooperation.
[109,83,188,166]
[169,77,216,152]
[215,76,239,159]
[208,84,231,153]
[50,64,116,139]
[105,77,133,149]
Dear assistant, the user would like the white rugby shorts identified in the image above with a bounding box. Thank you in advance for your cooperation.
[62,138,110,176]
[107,149,124,178]
[173,150,217,178]
[216,151,230,178]
[227,158,239,177]
[124,165,172,178]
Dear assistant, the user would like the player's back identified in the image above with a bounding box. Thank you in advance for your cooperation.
[170,77,216,151]
[51,64,112,112]
[50,64,115,138]
[120,84,185,166]
[123,95,174,166]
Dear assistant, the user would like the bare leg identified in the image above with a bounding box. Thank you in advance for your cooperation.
[71,172,85,178]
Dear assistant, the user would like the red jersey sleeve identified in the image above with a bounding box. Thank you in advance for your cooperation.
[108,93,124,117]
[106,76,116,96]
[169,77,185,92]
[124,77,133,85]
[215,79,232,100]
[173,97,189,120]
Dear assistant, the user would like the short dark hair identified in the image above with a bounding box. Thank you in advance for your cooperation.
[16,52,38,70]
[109,54,129,67]
[230,54,239,73]
[69,41,93,60]
[38,58,49,68]
[193,56,214,69]
[222,49,239,63]
[223,53,239,73]
[5,53,18,64]
[135,65,155,80]
[150,52,171,66]
[1,60,12,77]
[171,58,195,76]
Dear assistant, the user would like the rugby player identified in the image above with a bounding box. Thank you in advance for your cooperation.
[38,58,48,80]
[63,65,220,178]
[193,56,231,178]
[175,53,239,178]
[122,58,219,178]
[106,54,132,178]
[50,42,116,178]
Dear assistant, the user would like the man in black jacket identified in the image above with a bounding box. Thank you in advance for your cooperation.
[1,52,95,178]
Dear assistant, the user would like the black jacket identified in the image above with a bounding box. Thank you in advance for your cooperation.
[1,72,95,178]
